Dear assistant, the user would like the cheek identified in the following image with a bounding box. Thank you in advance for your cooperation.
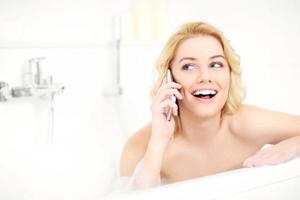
[224,77,230,91]
[218,70,230,89]
[222,75,231,101]
[216,71,230,102]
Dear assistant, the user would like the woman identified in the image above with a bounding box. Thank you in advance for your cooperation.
[120,22,300,189]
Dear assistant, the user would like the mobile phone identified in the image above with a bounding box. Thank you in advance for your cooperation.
[166,69,177,121]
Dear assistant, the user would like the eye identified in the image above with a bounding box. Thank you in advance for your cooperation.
[182,63,196,70]
[210,62,223,68]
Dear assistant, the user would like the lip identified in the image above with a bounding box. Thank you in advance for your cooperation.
[191,88,218,94]
[192,93,217,104]
[190,87,218,104]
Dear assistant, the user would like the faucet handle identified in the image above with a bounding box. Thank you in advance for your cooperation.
[43,76,53,85]
[0,81,11,102]
[28,57,46,85]
[29,57,45,63]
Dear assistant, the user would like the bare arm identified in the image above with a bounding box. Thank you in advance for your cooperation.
[120,79,182,189]
[231,104,300,167]
[232,105,300,145]
[120,124,150,177]
[120,123,167,189]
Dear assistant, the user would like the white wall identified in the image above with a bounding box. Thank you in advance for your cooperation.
[0,45,157,199]
[167,0,300,113]
[0,0,299,199]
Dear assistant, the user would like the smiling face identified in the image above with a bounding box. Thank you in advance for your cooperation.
[171,35,230,118]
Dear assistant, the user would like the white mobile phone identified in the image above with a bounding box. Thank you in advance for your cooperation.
[166,69,177,121]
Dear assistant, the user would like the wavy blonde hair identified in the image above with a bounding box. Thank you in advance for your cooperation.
[151,22,245,117]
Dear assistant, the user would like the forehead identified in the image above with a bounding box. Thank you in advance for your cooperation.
[174,35,224,61]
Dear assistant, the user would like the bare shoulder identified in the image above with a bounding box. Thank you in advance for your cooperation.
[228,104,271,141]
[120,123,152,176]
[228,104,260,128]
[228,104,300,145]
[232,104,263,120]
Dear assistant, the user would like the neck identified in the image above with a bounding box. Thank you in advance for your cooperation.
[178,109,223,144]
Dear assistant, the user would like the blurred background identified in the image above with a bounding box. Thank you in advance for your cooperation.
[0,0,299,199]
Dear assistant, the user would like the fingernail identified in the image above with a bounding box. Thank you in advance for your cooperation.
[243,159,253,168]
[243,163,250,168]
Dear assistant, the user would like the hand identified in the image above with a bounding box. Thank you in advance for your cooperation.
[132,79,182,189]
[243,141,297,168]
[150,78,183,144]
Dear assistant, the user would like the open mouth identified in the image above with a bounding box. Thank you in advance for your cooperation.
[192,89,218,100]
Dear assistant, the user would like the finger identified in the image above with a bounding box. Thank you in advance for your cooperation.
[243,153,262,167]
[158,82,182,93]
[243,155,264,167]
[156,89,183,102]
[159,100,178,115]
[245,152,275,167]
[163,106,178,118]
[243,157,254,167]
[246,148,271,162]
[154,87,182,105]
[243,152,258,166]
[249,150,270,162]
[251,157,269,167]
[251,156,280,167]
[255,157,277,166]
[152,99,176,114]
[244,158,263,168]
[257,153,291,166]
[167,102,179,116]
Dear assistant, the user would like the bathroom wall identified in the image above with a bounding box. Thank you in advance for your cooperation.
[167,0,300,113]
[0,0,300,200]
[0,46,157,200]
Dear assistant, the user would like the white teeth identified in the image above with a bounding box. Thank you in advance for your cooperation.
[193,89,217,95]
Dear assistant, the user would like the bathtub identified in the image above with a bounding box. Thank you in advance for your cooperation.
[105,157,300,200]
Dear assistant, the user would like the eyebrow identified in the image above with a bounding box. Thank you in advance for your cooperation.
[178,55,225,63]
[210,55,225,60]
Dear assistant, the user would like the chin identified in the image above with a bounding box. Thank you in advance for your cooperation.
[179,93,228,118]
[194,105,223,118]
[180,102,224,119]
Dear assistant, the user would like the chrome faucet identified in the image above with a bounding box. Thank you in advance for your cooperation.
[1,57,65,144]
[28,57,45,86]
[0,82,10,102]
[0,57,65,101]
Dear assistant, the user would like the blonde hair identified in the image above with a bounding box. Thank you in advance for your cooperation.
[151,22,245,116]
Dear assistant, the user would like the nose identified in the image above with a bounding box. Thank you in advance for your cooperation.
[196,67,212,83]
